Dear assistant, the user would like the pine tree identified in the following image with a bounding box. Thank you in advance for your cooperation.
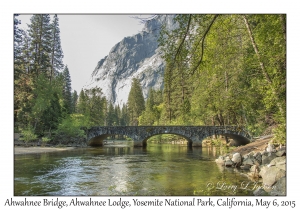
[62,65,72,114]
[106,103,115,126]
[50,14,64,82]
[14,14,23,69]
[71,90,78,113]
[77,89,88,115]
[120,104,129,126]
[41,92,62,136]
[86,87,106,126]
[127,78,145,126]
[28,14,52,77]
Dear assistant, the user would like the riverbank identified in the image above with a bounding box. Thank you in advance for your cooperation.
[14,146,77,155]
[230,136,272,156]
[215,135,286,196]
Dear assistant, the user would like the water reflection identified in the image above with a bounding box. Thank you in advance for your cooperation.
[14,142,253,196]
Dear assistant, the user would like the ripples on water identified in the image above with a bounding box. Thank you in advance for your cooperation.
[14,142,254,196]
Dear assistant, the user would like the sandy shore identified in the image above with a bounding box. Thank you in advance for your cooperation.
[14,146,77,155]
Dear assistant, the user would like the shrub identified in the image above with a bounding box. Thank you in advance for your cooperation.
[273,123,286,145]
[20,126,37,146]
[41,137,51,146]
[55,114,87,140]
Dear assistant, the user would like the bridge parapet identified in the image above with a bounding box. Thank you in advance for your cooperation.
[87,126,251,147]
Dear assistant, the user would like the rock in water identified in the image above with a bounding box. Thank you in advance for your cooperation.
[231,153,242,166]
[85,15,176,106]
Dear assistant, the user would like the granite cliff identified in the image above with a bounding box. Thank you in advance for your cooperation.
[85,15,175,106]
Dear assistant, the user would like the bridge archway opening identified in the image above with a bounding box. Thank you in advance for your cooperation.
[88,134,133,147]
[202,133,250,147]
[142,133,192,147]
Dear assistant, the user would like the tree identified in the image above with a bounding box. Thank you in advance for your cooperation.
[77,89,88,115]
[127,78,145,125]
[28,14,52,77]
[158,14,286,140]
[139,88,161,125]
[106,102,115,126]
[14,14,23,76]
[41,92,62,136]
[62,65,72,114]
[85,87,107,126]
[120,104,129,126]
[71,90,78,113]
[50,14,64,82]
[76,87,107,127]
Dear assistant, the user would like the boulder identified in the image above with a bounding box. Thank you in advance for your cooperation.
[259,166,286,187]
[276,150,286,157]
[225,159,234,167]
[270,176,286,196]
[266,142,276,153]
[215,156,225,165]
[253,188,269,196]
[243,158,254,166]
[231,153,242,164]
[253,152,262,165]
[250,165,260,173]
[224,156,233,167]
[240,165,251,170]
[269,156,286,166]
[261,150,267,156]
[262,153,277,165]
[269,156,286,171]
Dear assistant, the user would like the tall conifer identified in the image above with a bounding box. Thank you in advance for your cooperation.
[28,14,52,77]
[127,78,145,125]
[50,14,64,82]
[62,65,72,114]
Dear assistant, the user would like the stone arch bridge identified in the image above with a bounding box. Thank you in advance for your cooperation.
[87,126,251,147]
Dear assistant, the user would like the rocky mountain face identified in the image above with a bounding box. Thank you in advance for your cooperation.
[85,15,175,106]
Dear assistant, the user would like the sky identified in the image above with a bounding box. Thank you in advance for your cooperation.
[18,14,151,93]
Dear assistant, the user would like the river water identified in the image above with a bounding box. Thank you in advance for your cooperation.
[14,141,256,196]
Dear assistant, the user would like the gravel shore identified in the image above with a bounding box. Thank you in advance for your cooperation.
[14,146,76,155]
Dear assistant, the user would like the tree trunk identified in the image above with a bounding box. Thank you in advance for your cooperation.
[242,15,284,115]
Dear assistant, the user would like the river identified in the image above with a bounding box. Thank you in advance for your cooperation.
[14,141,255,196]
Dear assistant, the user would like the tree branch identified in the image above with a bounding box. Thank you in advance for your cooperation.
[190,14,219,74]
[174,14,192,62]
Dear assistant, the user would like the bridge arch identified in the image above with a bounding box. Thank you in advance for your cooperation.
[87,126,251,147]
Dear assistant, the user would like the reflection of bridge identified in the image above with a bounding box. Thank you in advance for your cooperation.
[87,126,251,147]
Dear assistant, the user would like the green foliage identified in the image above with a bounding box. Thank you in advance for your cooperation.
[127,78,145,125]
[62,65,72,114]
[41,137,51,142]
[14,14,66,137]
[20,126,37,145]
[106,103,116,126]
[50,14,64,75]
[119,104,130,126]
[139,89,164,126]
[158,14,285,139]
[14,14,286,146]
[273,121,286,145]
[28,14,52,76]
[76,87,107,126]
[71,90,78,113]
[31,73,63,135]
[56,114,87,138]
[41,137,51,146]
